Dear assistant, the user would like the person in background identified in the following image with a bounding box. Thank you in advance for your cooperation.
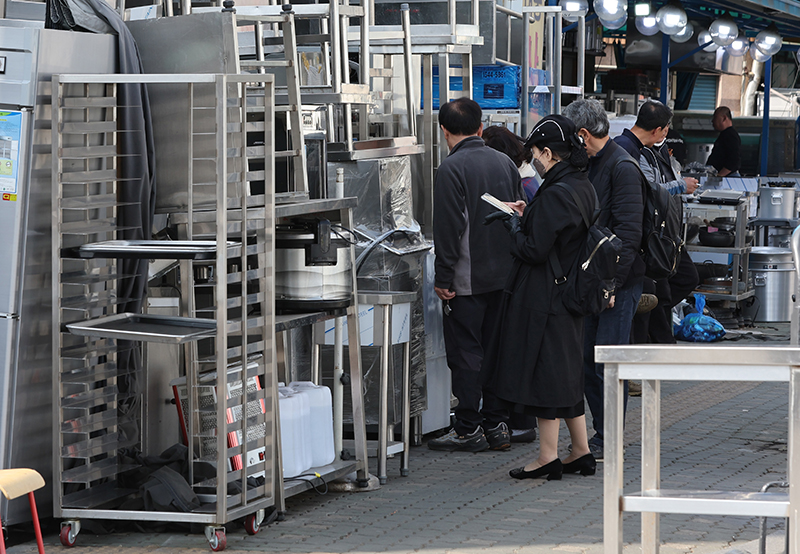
[480,125,539,444]
[707,106,741,177]
[562,99,646,462]
[428,98,524,453]
[482,125,540,202]
[484,114,596,480]
[665,127,687,167]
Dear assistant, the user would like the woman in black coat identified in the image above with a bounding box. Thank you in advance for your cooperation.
[485,115,597,480]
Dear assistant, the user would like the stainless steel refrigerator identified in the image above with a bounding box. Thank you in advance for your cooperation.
[0,19,115,523]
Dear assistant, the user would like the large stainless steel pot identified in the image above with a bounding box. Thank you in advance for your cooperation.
[758,185,797,220]
[747,247,796,322]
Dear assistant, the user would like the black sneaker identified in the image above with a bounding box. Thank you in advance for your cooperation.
[485,422,511,451]
[428,427,489,452]
[588,437,604,462]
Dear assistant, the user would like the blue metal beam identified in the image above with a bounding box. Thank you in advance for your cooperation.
[761,57,772,176]
[660,33,670,104]
[668,41,714,68]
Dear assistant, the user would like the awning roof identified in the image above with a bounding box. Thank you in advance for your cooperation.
[667,0,800,40]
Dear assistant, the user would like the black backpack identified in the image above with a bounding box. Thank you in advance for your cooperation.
[548,182,622,317]
[615,158,683,280]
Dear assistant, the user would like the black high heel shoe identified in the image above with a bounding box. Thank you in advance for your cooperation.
[509,459,563,481]
[561,453,596,476]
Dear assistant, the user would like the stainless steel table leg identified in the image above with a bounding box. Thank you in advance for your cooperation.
[378,304,390,485]
[604,362,624,554]
[642,378,661,554]
[401,341,411,476]
[790,366,800,554]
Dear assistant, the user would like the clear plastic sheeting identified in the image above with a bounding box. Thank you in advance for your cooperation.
[316,156,431,426]
[328,157,417,233]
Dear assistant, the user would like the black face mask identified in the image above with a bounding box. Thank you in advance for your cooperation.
[532,154,548,176]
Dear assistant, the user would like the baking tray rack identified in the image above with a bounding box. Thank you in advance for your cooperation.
[75,240,239,260]
[67,313,216,344]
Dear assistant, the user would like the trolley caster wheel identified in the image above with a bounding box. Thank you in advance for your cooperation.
[244,511,264,536]
[60,525,77,547]
[401,469,409,477]
[208,530,226,552]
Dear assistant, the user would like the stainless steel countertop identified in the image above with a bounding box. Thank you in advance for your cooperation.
[595,344,800,365]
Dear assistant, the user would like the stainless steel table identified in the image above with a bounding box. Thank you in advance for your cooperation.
[596,345,800,554]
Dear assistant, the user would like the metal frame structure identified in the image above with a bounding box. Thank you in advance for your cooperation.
[52,73,276,551]
[597,345,800,554]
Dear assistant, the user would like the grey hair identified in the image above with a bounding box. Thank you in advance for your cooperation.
[562,99,610,139]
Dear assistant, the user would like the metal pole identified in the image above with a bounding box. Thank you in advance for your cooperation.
[471,0,479,27]
[521,12,530,136]
[660,33,670,104]
[761,57,772,176]
[545,13,554,115]
[577,14,585,97]
[553,11,562,114]
[448,0,456,36]
[361,0,370,85]
[333,167,345,456]
[401,4,417,137]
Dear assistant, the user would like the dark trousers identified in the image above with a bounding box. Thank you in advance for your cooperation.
[583,278,643,442]
[442,291,508,435]
[632,251,699,344]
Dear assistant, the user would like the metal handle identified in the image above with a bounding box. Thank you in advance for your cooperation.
[772,191,784,205]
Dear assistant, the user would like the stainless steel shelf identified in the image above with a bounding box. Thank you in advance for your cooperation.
[76,240,239,260]
[685,244,752,255]
[622,490,789,517]
[283,459,359,498]
[67,313,216,344]
[691,288,755,302]
[275,197,359,218]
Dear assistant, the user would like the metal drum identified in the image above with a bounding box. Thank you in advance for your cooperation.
[748,247,796,322]
[758,185,797,221]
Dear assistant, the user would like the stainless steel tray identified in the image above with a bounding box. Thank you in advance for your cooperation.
[67,313,216,344]
[77,240,238,260]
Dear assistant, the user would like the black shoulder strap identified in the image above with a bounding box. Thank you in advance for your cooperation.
[613,156,649,202]
[547,181,599,284]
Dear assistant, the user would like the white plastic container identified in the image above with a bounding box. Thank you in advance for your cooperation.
[278,387,311,478]
[289,381,336,467]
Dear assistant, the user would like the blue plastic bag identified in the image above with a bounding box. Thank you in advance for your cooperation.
[673,294,726,342]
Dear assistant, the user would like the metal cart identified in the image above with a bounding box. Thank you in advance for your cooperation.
[52,73,276,551]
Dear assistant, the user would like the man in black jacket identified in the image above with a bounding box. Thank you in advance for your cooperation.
[563,99,645,461]
[429,98,523,452]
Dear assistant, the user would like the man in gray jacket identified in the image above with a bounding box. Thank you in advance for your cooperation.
[429,98,523,452]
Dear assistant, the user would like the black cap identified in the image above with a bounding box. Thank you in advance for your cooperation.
[524,114,578,150]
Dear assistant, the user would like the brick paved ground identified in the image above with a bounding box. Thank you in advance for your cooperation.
[7,376,791,554]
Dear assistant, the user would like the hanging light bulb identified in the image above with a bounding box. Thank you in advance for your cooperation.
[599,12,627,29]
[697,29,719,52]
[593,0,627,22]
[754,23,783,56]
[560,0,589,22]
[725,37,748,57]
[635,15,659,36]
[750,43,772,62]
[709,14,739,47]
[655,1,687,35]
[671,21,694,43]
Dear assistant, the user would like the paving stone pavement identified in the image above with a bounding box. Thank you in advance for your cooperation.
[6,375,793,554]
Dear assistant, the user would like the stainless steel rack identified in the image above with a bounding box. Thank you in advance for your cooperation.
[685,200,755,302]
[52,73,277,552]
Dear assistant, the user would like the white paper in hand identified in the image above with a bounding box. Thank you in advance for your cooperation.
[481,193,514,214]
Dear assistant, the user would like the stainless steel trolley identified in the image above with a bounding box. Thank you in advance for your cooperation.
[52,73,277,551]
